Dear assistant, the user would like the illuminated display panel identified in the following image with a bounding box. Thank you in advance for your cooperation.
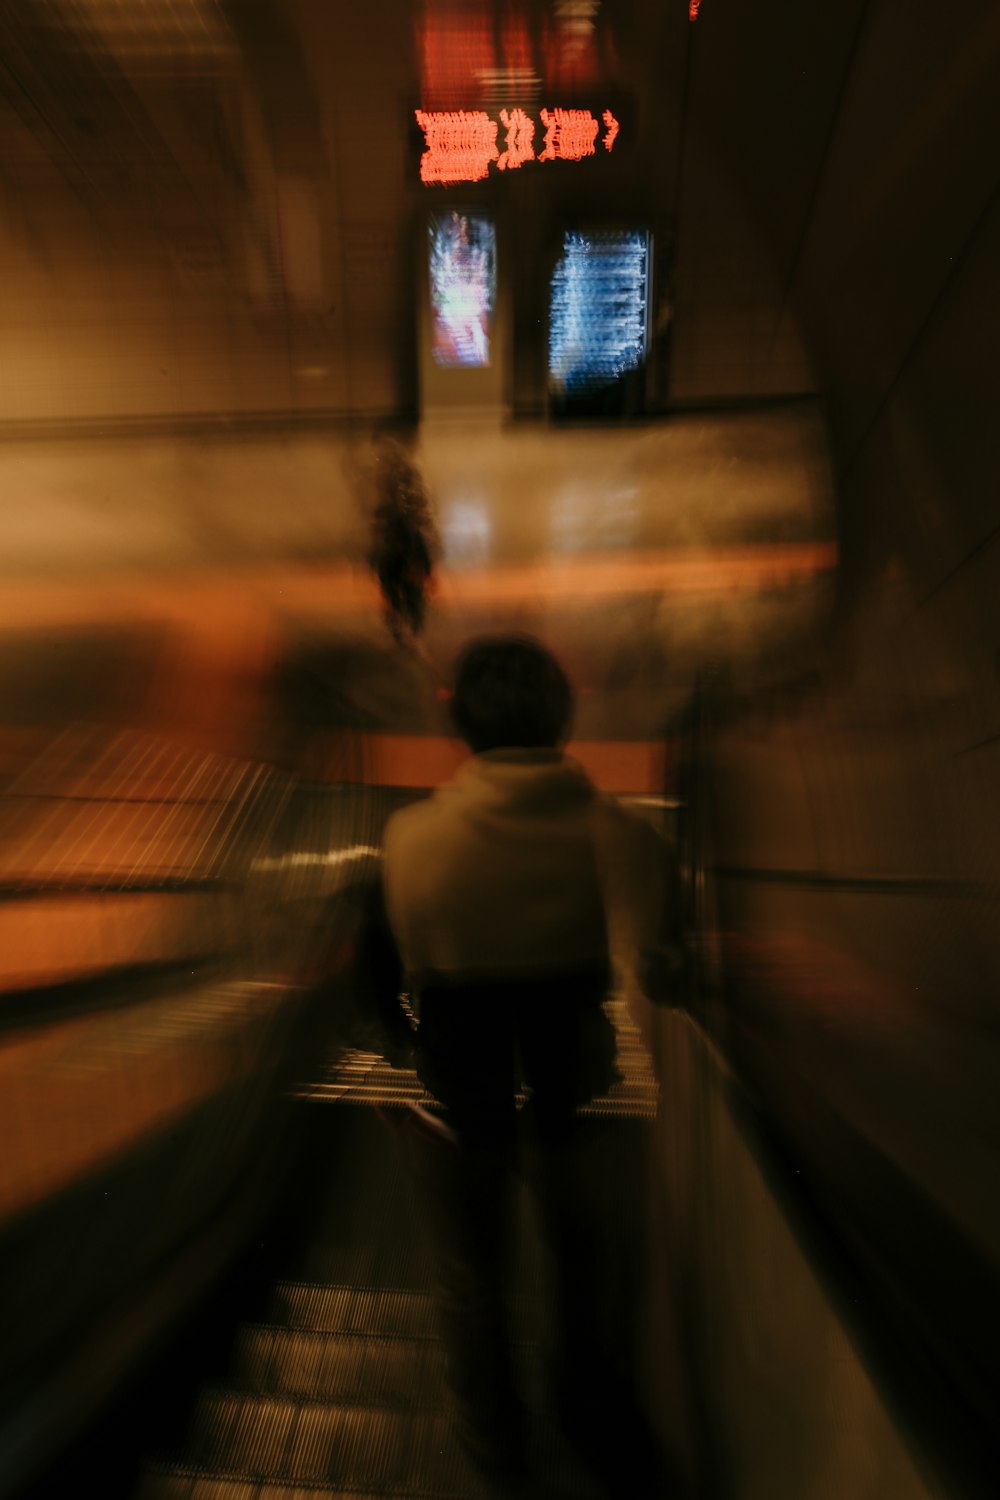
[415,107,619,184]
[429,212,497,369]
[549,229,649,401]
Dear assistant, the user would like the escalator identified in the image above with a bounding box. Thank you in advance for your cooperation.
[128,944,665,1498]
[5,692,992,1500]
[2,715,668,1500]
[0,724,377,1500]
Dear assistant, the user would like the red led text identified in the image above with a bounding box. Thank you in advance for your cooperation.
[414,110,499,184]
[415,106,620,185]
[498,106,535,171]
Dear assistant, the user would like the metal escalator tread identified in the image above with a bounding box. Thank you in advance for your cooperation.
[135,1473,294,1499]
[187,1390,297,1473]
[298,994,661,1119]
[267,1284,440,1341]
[186,1477,256,1500]
[177,1393,485,1494]
[231,1326,446,1406]
[134,1476,254,1500]
[138,1478,458,1500]
[138,1282,592,1497]
[143,1404,600,1499]
[293,1403,445,1488]
[266,1281,545,1349]
[130,1087,621,1498]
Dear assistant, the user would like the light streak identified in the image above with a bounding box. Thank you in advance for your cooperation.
[539,106,599,161]
[414,104,619,183]
[414,109,498,185]
[497,106,535,170]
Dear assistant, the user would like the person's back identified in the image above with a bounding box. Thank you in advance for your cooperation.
[370,636,671,1498]
[384,742,612,1135]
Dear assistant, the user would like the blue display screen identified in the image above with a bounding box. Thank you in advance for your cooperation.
[549,230,649,397]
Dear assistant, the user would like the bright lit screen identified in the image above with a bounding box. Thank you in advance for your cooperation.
[549,230,648,396]
[429,212,496,368]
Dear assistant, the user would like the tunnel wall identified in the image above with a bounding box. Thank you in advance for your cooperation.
[670,8,1000,1489]
[670,0,1000,696]
[645,1007,937,1500]
[679,0,1000,1098]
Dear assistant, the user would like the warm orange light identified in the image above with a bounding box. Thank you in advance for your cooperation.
[415,105,618,183]
[418,11,495,111]
[501,10,534,76]
[414,109,499,185]
[539,107,599,161]
[497,106,535,170]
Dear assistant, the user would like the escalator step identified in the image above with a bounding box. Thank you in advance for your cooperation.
[135,1473,256,1500]
[181,1394,480,1493]
[267,1280,546,1348]
[267,1283,439,1340]
[142,1404,599,1500]
[290,1405,472,1493]
[187,1391,297,1473]
[140,1466,486,1500]
[188,1481,257,1500]
[299,1055,659,1118]
[231,1326,446,1405]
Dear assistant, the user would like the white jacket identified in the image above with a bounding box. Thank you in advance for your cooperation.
[382,748,672,991]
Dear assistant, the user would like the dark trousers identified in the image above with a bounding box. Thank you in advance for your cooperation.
[410,1106,658,1493]
[405,979,663,1493]
[413,1133,521,1437]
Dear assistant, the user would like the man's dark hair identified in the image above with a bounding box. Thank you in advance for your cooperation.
[450,635,574,753]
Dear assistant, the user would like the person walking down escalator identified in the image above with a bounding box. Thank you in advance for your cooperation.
[359,635,686,1499]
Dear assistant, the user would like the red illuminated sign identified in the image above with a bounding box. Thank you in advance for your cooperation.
[497,106,535,171]
[689,0,702,17]
[539,107,598,162]
[416,106,619,185]
[414,110,499,184]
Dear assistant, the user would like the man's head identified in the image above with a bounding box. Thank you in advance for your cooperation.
[450,635,574,753]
